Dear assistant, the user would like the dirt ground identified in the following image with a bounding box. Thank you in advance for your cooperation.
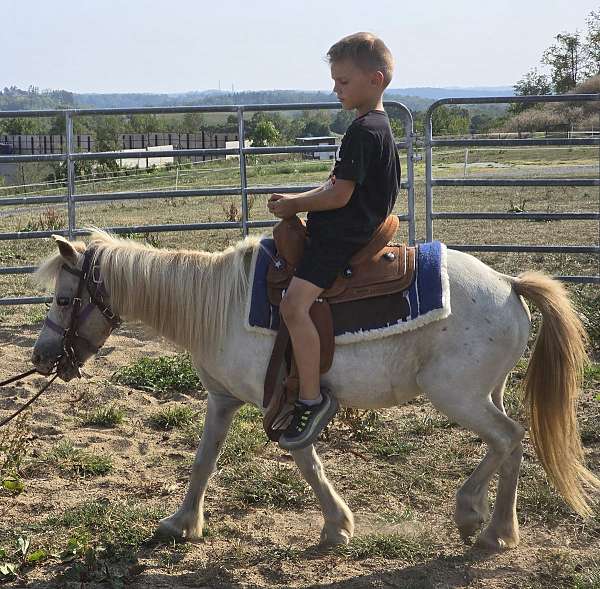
[0,305,598,589]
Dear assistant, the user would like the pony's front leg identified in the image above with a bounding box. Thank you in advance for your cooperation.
[158,391,242,540]
[291,445,354,546]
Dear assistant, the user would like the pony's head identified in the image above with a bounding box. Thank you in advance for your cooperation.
[32,235,120,381]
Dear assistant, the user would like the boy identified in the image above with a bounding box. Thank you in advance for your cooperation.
[267,32,401,450]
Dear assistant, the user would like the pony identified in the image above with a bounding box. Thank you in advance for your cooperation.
[30,230,599,551]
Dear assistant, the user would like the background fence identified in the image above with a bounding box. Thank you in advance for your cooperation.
[0,96,598,306]
[1,132,239,162]
[424,94,600,284]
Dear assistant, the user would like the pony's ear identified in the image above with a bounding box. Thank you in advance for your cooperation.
[52,235,79,264]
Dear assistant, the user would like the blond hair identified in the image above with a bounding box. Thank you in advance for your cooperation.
[327,32,394,87]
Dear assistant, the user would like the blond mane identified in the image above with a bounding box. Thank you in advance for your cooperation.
[36,230,262,357]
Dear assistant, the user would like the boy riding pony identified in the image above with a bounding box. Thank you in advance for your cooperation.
[267,32,401,450]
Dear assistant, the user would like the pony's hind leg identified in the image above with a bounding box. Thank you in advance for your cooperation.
[291,445,354,546]
[477,377,524,550]
[158,391,243,540]
[418,371,524,549]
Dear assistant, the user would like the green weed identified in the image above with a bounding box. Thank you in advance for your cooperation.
[333,409,384,442]
[79,404,124,428]
[0,413,30,493]
[402,413,452,436]
[44,498,165,559]
[339,532,435,562]
[219,404,267,465]
[16,207,65,232]
[48,440,113,477]
[369,429,415,460]
[223,462,311,508]
[112,353,202,396]
[149,404,195,430]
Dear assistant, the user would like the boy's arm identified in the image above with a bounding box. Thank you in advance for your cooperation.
[268,178,355,218]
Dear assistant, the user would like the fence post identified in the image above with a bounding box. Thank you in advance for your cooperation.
[406,128,416,245]
[425,107,434,242]
[237,107,249,236]
[65,112,76,240]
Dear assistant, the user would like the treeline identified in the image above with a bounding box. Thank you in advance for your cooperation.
[0,86,75,111]
[502,9,600,132]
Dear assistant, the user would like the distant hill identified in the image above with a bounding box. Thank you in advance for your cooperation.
[389,86,514,100]
[75,86,514,109]
[1,86,513,115]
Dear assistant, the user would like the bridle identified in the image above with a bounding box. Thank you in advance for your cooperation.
[44,247,122,374]
[0,247,121,428]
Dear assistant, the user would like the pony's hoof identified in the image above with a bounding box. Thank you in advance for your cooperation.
[475,528,519,551]
[319,527,352,547]
[157,514,203,542]
[457,517,485,543]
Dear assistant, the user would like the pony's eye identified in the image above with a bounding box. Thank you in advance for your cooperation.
[57,296,71,306]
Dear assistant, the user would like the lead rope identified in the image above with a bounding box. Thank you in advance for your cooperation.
[0,370,59,429]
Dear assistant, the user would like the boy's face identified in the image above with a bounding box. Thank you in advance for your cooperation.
[330,59,384,111]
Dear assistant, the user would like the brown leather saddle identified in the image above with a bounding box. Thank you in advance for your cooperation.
[263,214,416,441]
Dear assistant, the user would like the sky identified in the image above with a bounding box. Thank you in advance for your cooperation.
[4,0,599,94]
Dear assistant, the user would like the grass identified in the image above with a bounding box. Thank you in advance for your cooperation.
[402,413,453,436]
[522,551,600,589]
[369,430,416,460]
[219,404,267,465]
[44,498,166,559]
[47,440,113,477]
[517,461,574,524]
[0,413,30,479]
[112,353,202,396]
[222,461,311,508]
[79,404,124,428]
[339,532,435,562]
[148,404,196,430]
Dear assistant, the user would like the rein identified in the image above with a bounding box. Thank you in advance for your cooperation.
[0,371,59,428]
[0,247,121,429]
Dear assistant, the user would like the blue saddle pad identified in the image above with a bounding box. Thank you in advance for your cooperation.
[246,238,450,343]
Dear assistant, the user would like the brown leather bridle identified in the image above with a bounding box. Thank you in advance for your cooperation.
[0,248,121,428]
[44,247,121,374]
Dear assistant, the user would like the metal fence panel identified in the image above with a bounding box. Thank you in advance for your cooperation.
[424,94,600,284]
[0,101,416,304]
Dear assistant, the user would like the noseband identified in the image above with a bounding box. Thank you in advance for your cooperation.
[44,247,122,375]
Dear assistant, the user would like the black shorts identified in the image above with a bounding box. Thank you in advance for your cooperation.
[295,236,366,290]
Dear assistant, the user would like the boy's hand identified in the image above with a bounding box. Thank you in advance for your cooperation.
[268,193,298,219]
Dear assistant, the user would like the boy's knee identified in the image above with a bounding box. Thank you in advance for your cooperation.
[280,293,308,324]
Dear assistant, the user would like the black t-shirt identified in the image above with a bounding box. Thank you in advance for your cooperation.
[306,109,401,245]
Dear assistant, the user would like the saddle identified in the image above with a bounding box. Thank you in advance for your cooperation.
[263,215,416,441]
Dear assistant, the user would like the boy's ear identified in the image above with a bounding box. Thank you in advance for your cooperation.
[371,70,385,87]
[52,234,79,264]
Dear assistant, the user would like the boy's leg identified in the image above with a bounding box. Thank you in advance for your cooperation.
[278,276,339,451]
[279,276,323,401]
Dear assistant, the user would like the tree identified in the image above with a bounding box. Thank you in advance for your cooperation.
[246,112,288,143]
[297,110,331,137]
[128,114,164,134]
[509,69,552,114]
[431,106,469,135]
[389,118,405,140]
[180,112,206,132]
[330,109,354,134]
[584,10,600,76]
[0,117,40,134]
[248,120,279,146]
[542,32,585,93]
[470,112,501,134]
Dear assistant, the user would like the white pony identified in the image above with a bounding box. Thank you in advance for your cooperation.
[31,230,599,551]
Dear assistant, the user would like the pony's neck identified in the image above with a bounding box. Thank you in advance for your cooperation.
[99,242,239,354]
